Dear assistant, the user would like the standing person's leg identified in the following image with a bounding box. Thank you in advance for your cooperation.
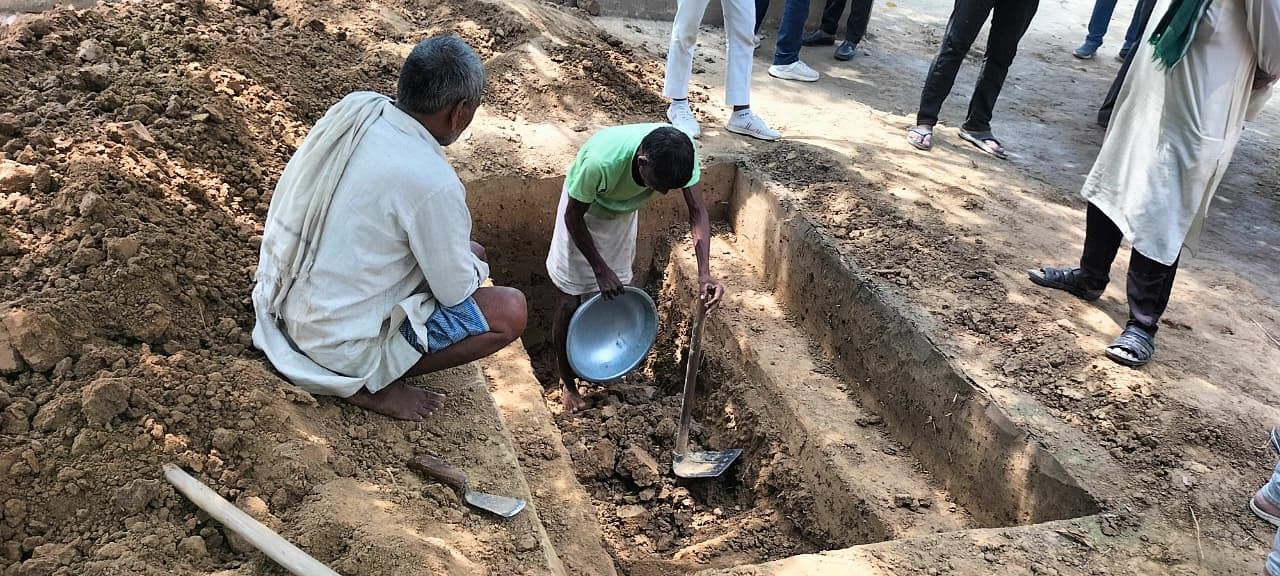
[1098,0,1156,125]
[664,0,715,138]
[724,0,782,140]
[1118,0,1152,57]
[958,0,1038,157]
[769,0,820,81]
[908,0,991,150]
[754,0,771,34]
[802,0,846,45]
[552,290,587,412]
[834,0,872,60]
[1104,248,1178,367]
[1074,0,1118,58]
[1027,203,1121,301]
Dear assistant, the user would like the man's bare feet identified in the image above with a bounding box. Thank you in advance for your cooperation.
[560,381,588,413]
[346,381,445,421]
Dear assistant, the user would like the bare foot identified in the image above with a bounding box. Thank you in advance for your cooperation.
[560,381,588,413]
[346,381,445,421]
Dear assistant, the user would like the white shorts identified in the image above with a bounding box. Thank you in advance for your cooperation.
[545,186,638,296]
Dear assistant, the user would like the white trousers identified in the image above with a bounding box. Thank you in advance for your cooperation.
[663,0,756,106]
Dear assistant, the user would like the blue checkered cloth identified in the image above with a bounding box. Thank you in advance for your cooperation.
[399,297,489,354]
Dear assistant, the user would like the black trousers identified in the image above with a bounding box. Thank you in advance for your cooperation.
[815,0,874,44]
[1097,0,1158,126]
[755,0,771,33]
[915,0,1039,132]
[1079,204,1180,335]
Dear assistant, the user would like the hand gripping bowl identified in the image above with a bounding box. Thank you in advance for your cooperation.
[566,286,659,383]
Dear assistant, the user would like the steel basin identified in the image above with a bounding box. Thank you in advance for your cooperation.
[566,287,658,383]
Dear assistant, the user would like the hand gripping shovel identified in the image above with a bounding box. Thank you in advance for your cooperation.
[409,454,526,518]
[672,293,742,478]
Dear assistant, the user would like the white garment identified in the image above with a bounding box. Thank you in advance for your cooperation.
[252,96,489,397]
[546,185,639,296]
[664,0,756,106]
[1082,0,1280,265]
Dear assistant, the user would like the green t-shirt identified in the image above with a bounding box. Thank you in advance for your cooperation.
[564,123,700,217]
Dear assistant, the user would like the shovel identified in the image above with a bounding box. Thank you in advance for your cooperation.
[672,292,742,478]
[409,453,526,518]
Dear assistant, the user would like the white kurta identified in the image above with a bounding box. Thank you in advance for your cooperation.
[1082,0,1280,266]
[253,98,489,398]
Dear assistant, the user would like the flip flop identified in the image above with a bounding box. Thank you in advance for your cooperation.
[1104,325,1155,368]
[907,127,933,151]
[959,129,1008,160]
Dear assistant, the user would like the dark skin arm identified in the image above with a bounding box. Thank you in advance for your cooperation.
[683,183,724,312]
[564,198,625,298]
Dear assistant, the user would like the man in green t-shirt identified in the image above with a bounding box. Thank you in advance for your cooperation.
[546,124,725,412]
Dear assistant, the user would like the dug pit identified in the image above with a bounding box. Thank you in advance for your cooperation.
[466,160,1100,574]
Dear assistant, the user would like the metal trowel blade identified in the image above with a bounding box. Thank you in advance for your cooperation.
[465,491,526,518]
[672,449,742,478]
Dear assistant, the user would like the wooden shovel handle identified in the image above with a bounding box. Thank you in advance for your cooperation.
[408,453,468,491]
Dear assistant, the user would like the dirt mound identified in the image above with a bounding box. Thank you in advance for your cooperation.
[0,0,676,573]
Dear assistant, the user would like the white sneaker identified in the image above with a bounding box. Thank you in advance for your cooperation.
[753,33,764,50]
[768,60,820,82]
[666,100,701,139]
[726,109,780,141]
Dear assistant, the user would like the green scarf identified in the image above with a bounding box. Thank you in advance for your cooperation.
[1148,0,1214,69]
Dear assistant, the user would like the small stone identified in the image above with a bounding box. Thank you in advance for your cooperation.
[106,121,156,148]
[78,64,113,91]
[515,536,538,552]
[0,160,37,194]
[617,446,661,487]
[76,39,105,62]
[616,504,649,529]
[81,377,132,426]
[855,414,884,427]
[575,0,601,15]
[104,236,141,260]
[178,535,207,557]
[601,405,618,419]
[893,494,917,509]
[112,479,160,513]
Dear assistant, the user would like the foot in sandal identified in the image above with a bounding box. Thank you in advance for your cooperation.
[958,128,1008,160]
[1104,324,1155,368]
[907,125,933,150]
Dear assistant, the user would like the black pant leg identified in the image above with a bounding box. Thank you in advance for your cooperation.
[845,0,874,44]
[819,0,846,33]
[1079,203,1123,285]
[962,0,1039,133]
[1097,0,1157,126]
[916,0,993,127]
[1126,249,1179,335]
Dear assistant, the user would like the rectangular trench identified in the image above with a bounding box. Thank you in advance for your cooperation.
[463,161,1099,573]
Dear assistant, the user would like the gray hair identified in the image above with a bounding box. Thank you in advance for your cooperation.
[396,36,486,115]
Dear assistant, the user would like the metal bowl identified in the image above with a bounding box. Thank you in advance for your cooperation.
[566,286,659,383]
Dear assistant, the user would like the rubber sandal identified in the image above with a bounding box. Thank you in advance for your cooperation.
[1104,325,1155,367]
[907,127,933,151]
[958,129,1008,160]
[1027,267,1105,301]
[1250,492,1280,528]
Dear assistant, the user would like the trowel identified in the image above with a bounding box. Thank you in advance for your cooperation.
[409,453,526,518]
[672,292,742,478]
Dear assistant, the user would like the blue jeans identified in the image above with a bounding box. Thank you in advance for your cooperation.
[1084,0,1142,51]
[772,0,811,65]
[1264,455,1280,575]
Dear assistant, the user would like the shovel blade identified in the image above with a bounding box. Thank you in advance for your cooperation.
[464,491,526,518]
[672,449,742,478]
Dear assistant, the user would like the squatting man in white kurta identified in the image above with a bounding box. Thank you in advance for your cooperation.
[1029,0,1279,368]
[251,37,528,420]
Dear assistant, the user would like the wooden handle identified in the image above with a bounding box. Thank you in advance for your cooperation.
[408,453,468,491]
[674,294,707,456]
[163,464,341,576]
